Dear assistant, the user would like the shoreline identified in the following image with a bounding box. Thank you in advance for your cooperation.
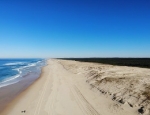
[0,61,47,112]
[0,59,139,115]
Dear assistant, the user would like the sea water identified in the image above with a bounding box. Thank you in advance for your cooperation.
[0,58,46,88]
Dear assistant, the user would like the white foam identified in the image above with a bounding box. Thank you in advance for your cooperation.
[0,63,37,86]
[0,60,44,88]
[14,68,22,74]
[13,62,37,72]
[37,61,42,63]
[0,81,19,88]
[28,63,36,66]
[1,74,20,84]
[4,62,25,66]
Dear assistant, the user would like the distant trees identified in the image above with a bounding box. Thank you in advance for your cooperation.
[59,58,150,69]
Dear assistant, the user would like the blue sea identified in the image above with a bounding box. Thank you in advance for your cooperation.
[0,58,46,88]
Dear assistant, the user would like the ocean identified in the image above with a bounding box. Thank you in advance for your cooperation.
[0,58,46,88]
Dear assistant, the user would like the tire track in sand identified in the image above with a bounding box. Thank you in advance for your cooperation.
[62,72,100,115]
[69,84,100,115]
[34,67,51,115]
[58,60,101,115]
[73,85,100,115]
[47,71,59,115]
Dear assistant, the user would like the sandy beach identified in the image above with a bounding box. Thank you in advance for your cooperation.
[0,70,40,112]
[1,59,150,115]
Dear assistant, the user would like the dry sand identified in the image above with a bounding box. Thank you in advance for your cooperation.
[1,59,148,115]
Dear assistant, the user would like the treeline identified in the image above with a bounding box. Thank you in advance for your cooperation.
[59,58,150,69]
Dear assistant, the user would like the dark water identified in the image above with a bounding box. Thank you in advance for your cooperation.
[0,58,46,88]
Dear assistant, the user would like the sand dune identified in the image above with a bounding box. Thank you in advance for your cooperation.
[0,59,143,115]
[60,59,150,115]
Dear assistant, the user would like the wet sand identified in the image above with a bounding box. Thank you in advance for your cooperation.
[0,71,41,112]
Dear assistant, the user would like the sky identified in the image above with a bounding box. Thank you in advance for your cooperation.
[0,0,150,58]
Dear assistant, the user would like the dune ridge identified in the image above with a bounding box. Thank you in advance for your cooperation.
[59,59,150,115]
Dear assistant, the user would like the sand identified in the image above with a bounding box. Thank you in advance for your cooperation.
[0,59,145,115]
[0,70,40,112]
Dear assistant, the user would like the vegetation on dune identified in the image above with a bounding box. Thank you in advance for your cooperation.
[59,58,150,69]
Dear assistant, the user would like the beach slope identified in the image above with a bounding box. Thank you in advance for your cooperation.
[0,59,138,115]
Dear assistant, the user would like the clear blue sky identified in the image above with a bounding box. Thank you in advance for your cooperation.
[0,0,150,58]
